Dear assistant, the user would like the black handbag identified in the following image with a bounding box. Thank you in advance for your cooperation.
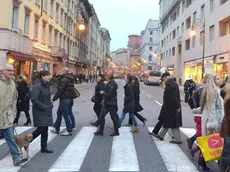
[91,95,97,103]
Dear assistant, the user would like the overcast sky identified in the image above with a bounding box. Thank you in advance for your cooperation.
[88,0,159,51]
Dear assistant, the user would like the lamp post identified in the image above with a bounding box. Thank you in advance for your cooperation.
[66,0,86,68]
[190,18,205,79]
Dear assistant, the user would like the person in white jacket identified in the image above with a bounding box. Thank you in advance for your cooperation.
[192,74,224,136]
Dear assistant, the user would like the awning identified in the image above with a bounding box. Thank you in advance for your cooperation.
[9,51,36,62]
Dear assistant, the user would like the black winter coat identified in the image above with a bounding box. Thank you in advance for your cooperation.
[123,82,135,113]
[16,81,30,112]
[162,78,182,128]
[103,79,118,111]
[94,81,105,103]
[133,82,143,112]
[53,74,77,101]
[31,79,53,127]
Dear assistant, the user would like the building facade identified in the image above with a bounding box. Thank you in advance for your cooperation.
[127,35,141,74]
[87,4,100,76]
[158,0,230,85]
[0,0,92,81]
[111,48,128,67]
[140,19,160,71]
[98,28,111,70]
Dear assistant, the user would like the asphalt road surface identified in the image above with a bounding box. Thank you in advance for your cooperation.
[0,79,220,172]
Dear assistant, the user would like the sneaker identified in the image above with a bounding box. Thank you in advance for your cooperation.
[50,129,59,134]
[13,157,28,166]
[61,131,72,136]
[72,127,77,131]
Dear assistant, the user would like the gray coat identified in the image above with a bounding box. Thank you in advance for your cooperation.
[31,79,53,127]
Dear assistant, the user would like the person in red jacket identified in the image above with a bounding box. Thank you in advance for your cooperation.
[190,114,202,157]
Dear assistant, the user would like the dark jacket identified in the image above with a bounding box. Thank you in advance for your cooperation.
[123,82,135,113]
[31,79,53,127]
[16,81,30,112]
[53,74,77,101]
[94,80,105,103]
[162,78,182,128]
[133,82,143,112]
[103,79,118,111]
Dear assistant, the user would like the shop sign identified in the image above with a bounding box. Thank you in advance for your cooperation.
[204,59,213,68]
[35,43,49,52]
[49,17,63,33]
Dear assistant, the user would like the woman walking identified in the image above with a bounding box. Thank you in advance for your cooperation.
[31,71,53,153]
[192,74,224,170]
[13,75,31,125]
[92,74,105,118]
[127,76,146,126]
[119,74,139,132]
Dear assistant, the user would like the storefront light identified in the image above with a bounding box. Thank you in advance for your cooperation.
[8,58,15,64]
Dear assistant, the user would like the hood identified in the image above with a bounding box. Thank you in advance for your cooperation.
[61,74,74,81]
[109,79,118,90]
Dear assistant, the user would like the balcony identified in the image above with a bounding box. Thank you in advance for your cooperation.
[0,29,32,55]
[51,46,65,57]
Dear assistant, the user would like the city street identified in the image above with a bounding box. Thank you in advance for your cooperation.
[0,79,220,172]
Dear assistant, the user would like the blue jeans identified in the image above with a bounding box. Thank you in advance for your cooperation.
[69,106,75,128]
[3,127,21,160]
[55,98,73,133]
[119,112,137,127]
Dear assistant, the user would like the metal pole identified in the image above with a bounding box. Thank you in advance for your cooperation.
[66,0,70,68]
[202,20,205,79]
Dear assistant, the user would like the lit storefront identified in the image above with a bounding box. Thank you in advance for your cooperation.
[213,54,228,81]
[33,42,52,74]
[7,51,36,81]
[184,57,214,84]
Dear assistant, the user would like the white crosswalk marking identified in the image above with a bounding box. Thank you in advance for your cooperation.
[0,127,65,172]
[49,126,97,172]
[0,127,32,146]
[0,126,219,172]
[148,127,199,172]
[109,127,139,171]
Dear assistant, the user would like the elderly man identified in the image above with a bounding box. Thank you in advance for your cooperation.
[0,64,28,166]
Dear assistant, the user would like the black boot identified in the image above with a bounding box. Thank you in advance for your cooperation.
[13,119,18,125]
[41,148,53,153]
[198,157,210,171]
[24,112,31,126]
[24,120,31,126]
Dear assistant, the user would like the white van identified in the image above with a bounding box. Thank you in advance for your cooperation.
[144,71,162,85]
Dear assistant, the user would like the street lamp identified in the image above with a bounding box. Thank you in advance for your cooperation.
[190,18,205,79]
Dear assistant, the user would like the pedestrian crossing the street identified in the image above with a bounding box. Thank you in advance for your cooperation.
[0,126,220,172]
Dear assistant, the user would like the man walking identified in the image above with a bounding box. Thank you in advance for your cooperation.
[0,64,28,165]
[51,68,78,136]
[151,72,182,144]
[90,74,120,136]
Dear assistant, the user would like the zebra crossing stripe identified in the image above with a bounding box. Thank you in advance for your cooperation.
[180,128,196,138]
[48,126,97,172]
[0,127,65,172]
[0,127,32,146]
[109,127,139,171]
[148,127,199,172]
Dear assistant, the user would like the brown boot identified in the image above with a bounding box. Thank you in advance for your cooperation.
[130,126,139,133]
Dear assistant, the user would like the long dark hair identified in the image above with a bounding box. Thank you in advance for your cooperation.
[133,76,139,85]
